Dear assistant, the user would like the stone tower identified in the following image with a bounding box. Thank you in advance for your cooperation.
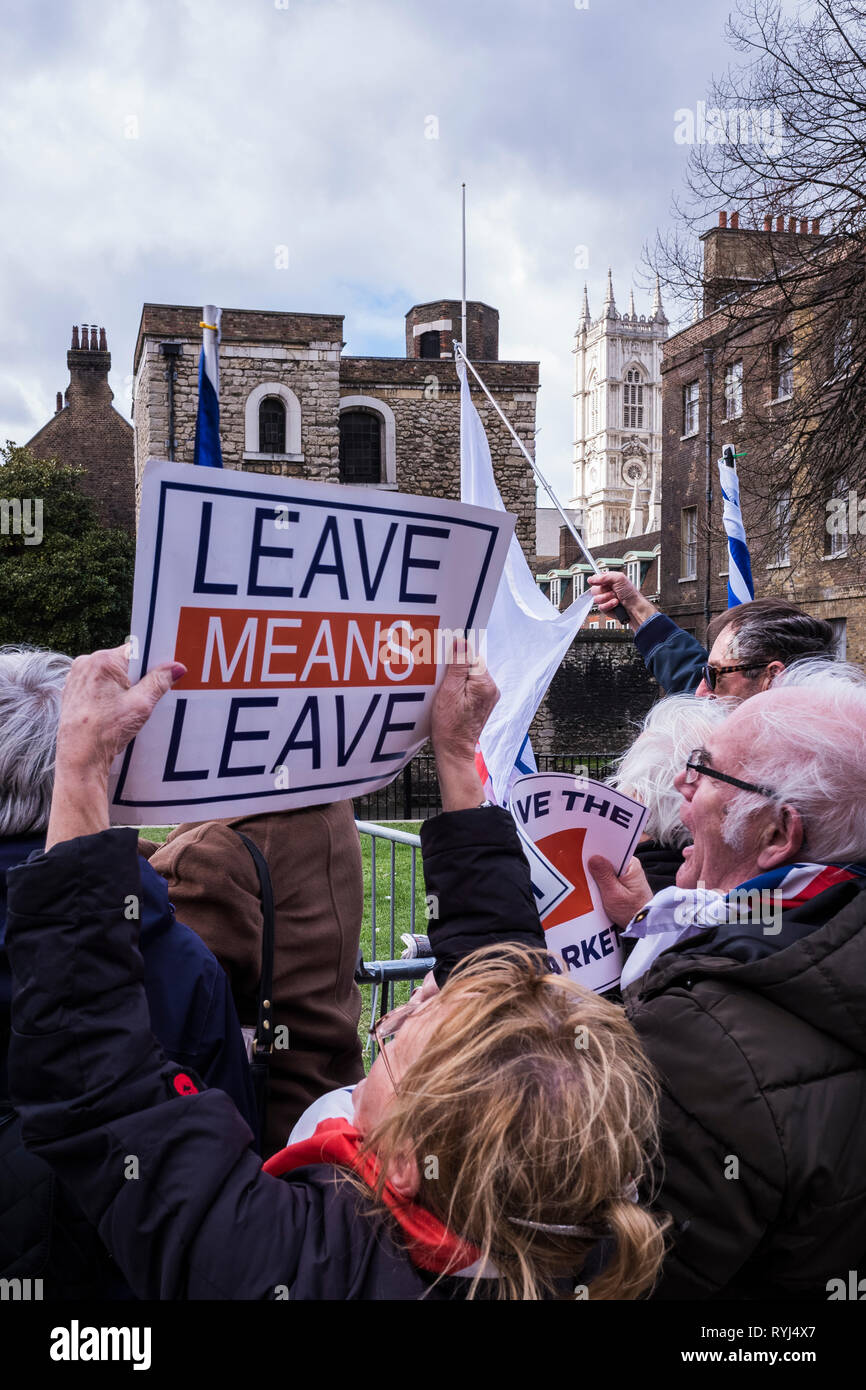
[569,273,667,548]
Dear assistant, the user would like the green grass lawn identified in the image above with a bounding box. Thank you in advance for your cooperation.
[141,821,429,1061]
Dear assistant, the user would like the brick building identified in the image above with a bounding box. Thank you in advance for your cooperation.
[26,325,135,532]
[659,212,866,661]
[132,299,538,555]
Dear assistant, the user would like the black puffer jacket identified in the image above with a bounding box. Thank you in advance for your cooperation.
[422,810,866,1300]
[4,817,535,1300]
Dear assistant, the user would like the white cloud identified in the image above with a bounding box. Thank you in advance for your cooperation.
[0,0,732,500]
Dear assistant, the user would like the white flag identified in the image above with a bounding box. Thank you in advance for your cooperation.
[459,361,593,805]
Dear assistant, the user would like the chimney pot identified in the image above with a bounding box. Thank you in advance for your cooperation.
[719,210,728,228]
[730,211,739,229]
[89,326,98,351]
[812,217,820,234]
[788,216,796,232]
[764,215,772,231]
[71,325,80,349]
[99,326,107,351]
[55,391,63,414]
[776,215,785,232]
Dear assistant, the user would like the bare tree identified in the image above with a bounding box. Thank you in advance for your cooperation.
[652,0,866,575]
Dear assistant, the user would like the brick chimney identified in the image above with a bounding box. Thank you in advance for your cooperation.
[764,215,772,231]
[776,215,785,232]
[67,323,113,405]
[730,211,739,229]
[719,210,728,228]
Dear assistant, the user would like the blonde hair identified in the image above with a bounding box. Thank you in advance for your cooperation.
[359,944,668,1300]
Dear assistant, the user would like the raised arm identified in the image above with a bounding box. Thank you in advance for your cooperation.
[422,643,546,984]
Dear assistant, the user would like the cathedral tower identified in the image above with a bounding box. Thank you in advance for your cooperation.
[569,272,667,548]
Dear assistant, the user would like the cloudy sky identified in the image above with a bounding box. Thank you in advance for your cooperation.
[1,0,738,501]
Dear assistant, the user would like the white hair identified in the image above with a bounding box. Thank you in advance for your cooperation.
[609,694,735,850]
[0,645,73,836]
[720,679,866,862]
[772,656,866,689]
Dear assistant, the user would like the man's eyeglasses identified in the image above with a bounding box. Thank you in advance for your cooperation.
[701,661,768,692]
[683,749,775,800]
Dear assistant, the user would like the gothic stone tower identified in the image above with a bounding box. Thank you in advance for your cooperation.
[569,272,667,548]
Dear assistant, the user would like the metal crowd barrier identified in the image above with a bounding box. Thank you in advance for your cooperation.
[353,820,434,1060]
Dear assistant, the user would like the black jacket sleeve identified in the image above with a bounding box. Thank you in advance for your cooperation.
[420,807,545,985]
[5,829,324,1300]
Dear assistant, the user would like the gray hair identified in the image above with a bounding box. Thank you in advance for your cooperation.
[720,678,866,862]
[609,694,735,850]
[0,645,73,836]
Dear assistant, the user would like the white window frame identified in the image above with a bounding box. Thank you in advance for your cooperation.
[774,338,793,400]
[605,618,618,629]
[549,576,561,606]
[769,488,791,567]
[338,395,397,488]
[244,382,302,461]
[683,380,699,437]
[724,360,743,420]
[681,506,698,579]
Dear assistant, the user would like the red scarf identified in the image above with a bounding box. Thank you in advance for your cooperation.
[263,1117,482,1275]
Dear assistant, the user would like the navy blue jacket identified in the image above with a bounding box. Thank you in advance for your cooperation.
[633,613,707,694]
[1,832,257,1295]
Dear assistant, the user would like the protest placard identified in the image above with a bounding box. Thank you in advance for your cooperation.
[109,459,513,823]
[510,772,648,993]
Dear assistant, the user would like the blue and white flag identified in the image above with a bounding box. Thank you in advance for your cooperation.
[193,305,222,469]
[459,360,592,805]
[718,446,753,607]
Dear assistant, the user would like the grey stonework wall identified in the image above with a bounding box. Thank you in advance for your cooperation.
[132,303,538,555]
[530,630,660,756]
[339,358,537,554]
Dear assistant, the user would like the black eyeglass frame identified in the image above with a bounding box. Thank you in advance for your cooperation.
[684,749,776,800]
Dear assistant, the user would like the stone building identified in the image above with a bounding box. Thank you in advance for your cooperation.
[659,211,866,661]
[569,271,668,549]
[132,298,539,555]
[26,325,135,532]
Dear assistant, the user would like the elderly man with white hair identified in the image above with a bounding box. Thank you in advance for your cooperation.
[407,667,866,1299]
[586,676,866,1297]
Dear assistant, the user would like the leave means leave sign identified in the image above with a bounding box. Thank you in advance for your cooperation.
[109,459,513,824]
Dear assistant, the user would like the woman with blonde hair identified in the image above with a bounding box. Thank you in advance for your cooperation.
[7,644,668,1300]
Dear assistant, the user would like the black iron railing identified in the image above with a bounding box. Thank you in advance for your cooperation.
[351,752,620,822]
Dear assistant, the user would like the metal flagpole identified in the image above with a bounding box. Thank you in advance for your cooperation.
[454,339,603,577]
[461,183,467,352]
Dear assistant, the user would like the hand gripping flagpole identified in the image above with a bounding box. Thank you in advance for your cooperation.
[453,341,631,621]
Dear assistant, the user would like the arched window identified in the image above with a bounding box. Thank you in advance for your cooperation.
[419,330,441,359]
[623,368,644,429]
[244,382,302,462]
[340,410,381,484]
[258,396,286,454]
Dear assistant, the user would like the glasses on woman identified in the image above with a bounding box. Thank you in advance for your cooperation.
[368,988,432,1093]
[683,748,775,800]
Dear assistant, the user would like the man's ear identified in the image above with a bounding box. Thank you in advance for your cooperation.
[387,1149,421,1200]
[756,803,804,869]
[762,661,785,689]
